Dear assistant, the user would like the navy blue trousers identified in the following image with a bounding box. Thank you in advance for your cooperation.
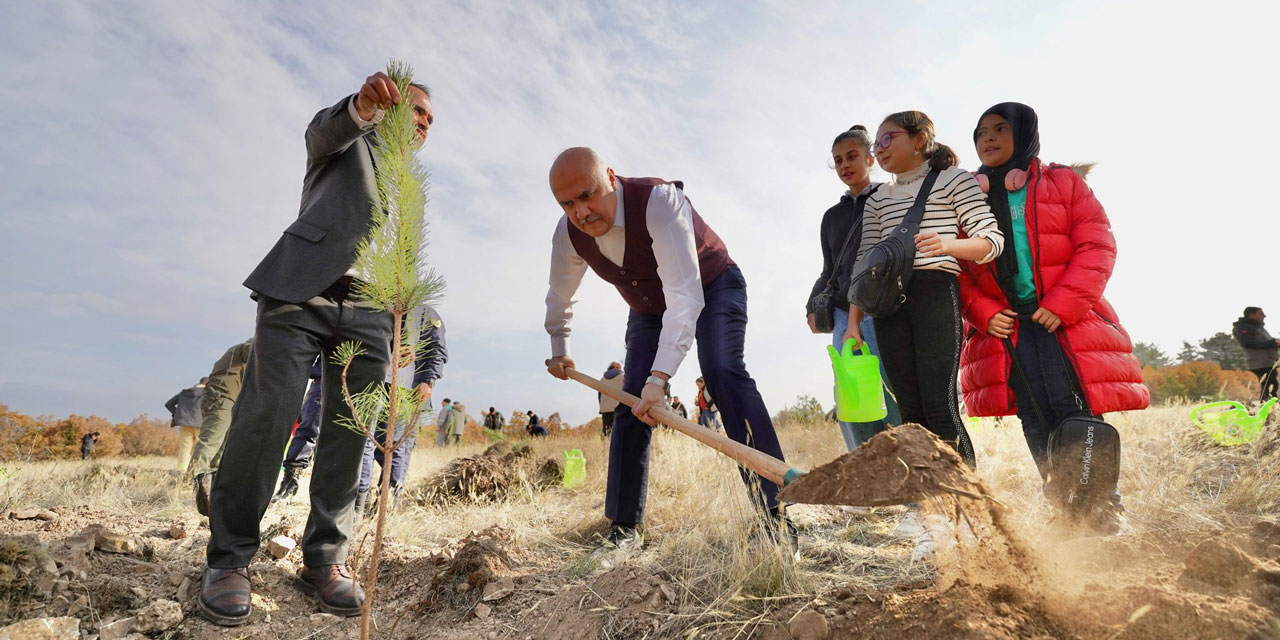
[1008,306,1122,510]
[606,265,786,525]
[1008,308,1088,479]
[283,379,323,469]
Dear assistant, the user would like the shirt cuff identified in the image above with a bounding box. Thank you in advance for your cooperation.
[974,235,1001,265]
[651,349,685,379]
[551,336,570,358]
[347,95,384,129]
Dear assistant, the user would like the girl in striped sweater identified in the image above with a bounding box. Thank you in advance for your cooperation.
[844,110,1004,465]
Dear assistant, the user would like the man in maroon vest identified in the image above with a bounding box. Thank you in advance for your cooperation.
[543,147,794,551]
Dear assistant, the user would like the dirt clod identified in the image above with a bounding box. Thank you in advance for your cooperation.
[789,610,829,640]
[1182,539,1256,587]
[0,616,78,640]
[133,599,181,633]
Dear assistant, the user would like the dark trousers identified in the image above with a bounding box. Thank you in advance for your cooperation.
[1008,307,1090,478]
[1252,367,1279,402]
[1008,306,1122,510]
[872,270,975,465]
[607,265,786,525]
[601,411,614,437]
[283,379,323,468]
[207,293,391,569]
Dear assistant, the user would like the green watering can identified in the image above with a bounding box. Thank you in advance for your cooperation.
[562,449,586,488]
[828,338,887,423]
[1190,398,1276,446]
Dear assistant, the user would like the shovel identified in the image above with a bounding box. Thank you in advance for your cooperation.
[564,368,984,507]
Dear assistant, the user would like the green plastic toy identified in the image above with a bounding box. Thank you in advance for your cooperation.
[562,449,586,488]
[828,338,887,423]
[1190,398,1275,446]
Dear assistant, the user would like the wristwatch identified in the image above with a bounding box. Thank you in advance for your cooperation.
[645,375,671,394]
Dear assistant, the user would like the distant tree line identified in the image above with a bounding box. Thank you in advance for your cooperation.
[1133,331,1257,403]
[0,403,176,461]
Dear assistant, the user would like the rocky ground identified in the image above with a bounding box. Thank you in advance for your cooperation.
[3,409,1279,639]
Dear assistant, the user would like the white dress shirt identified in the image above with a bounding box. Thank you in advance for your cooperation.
[545,181,706,377]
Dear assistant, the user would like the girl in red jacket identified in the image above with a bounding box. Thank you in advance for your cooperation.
[958,102,1148,533]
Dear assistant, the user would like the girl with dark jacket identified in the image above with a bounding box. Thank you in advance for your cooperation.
[957,102,1148,533]
[844,111,1004,466]
[808,125,901,450]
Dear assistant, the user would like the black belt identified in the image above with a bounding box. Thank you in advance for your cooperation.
[321,275,359,302]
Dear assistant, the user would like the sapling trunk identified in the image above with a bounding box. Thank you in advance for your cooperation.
[328,59,443,640]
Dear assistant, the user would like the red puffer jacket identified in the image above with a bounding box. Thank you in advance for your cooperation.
[958,159,1149,416]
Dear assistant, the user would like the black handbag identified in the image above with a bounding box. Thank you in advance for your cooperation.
[811,187,878,333]
[847,170,939,318]
[1002,334,1120,508]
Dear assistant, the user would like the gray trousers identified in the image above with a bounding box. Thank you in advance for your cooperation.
[188,388,237,475]
[206,293,391,569]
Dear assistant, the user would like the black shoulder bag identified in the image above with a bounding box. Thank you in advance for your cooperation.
[847,170,940,318]
[1002,332,1121,510]
[811,187,879,333]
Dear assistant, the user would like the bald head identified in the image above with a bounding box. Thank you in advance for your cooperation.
[550,147,605,185]
[549,146,618,237]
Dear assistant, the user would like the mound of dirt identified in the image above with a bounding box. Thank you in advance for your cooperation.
[413,445,562,504]
[1182,538,1256,587]
[778,424,983,507]
[417,527,515,612]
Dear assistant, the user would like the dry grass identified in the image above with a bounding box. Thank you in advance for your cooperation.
[1,402,1276,636]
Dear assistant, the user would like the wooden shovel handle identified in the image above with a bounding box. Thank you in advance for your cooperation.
[564,368,800,486]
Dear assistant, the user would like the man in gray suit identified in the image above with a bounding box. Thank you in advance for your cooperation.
[198,71,434,627]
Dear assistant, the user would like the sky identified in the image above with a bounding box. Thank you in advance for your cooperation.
[1,0,1276,427]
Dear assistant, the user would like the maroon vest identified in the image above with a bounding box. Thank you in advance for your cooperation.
[567,176,733,316]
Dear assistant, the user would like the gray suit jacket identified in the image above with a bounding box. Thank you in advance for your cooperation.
[244,96,379,303]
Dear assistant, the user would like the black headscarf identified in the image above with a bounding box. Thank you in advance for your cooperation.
[973,102,1039,296]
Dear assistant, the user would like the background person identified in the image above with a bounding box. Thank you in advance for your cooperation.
[694,377,719,432]
[166,378,207,474]
[670,396,688,420]
[599,361,624,437]
[526,410,548,437]
[80,432,99,460]
[807,125,902,450]
[447,402,467,445]
[482,407,505,433]
[435,398,453,446]
[189,338,253,481]
[957,102,1147,534]
[1233,307,1279,401]
[844,110,1005,467]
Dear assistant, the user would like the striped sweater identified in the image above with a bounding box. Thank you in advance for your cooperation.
[855,164,1004,274]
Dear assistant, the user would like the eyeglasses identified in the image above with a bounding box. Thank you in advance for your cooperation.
[873,130,909,154]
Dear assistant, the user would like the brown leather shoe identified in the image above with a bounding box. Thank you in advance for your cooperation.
[297,564,364,616]
[196,567,251,626]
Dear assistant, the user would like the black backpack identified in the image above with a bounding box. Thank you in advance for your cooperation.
[847,170,939,318]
